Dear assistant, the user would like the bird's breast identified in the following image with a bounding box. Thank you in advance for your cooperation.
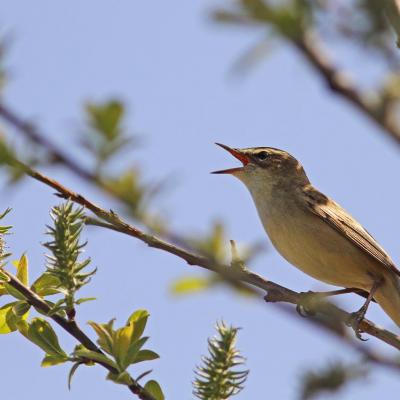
[253,195,376,289]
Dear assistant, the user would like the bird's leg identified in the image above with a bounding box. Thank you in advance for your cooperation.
[301,288,361,298]
[296,288,363,317]
[346,278,382,340]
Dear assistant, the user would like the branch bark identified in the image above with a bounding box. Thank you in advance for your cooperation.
[1,270,156,400]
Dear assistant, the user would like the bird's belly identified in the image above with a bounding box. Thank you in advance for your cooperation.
[263,211,376,290]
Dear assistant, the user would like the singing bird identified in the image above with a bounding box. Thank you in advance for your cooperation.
[213,143,400,330]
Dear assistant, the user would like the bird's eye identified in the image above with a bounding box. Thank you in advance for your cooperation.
[256,151,268,161]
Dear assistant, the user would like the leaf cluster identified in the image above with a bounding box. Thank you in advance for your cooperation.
[0,208,163,398]
[70,309,163,398]
[81,99,166,228]
[43,202,95,314]
[193,321,248,400]
[84,100,133,169]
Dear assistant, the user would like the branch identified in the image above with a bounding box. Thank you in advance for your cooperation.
[1,103,400,367]
[0,101,194,250]
[293,31,400,145]
[0,103,96,182]
[13,160,400,361]
[1,270,156,400]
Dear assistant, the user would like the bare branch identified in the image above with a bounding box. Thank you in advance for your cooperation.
[294,32,400,145]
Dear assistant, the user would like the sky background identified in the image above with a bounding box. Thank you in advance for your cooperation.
[2,1,400,399]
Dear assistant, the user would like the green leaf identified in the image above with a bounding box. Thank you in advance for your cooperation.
[86,100,124,141]
[127,309,149,342]
[0,270,10,296]
[171,276,213,295]
[114,323,135,369]
[0,208,12,237]
[12,301,30,317]
[75,297,96,305]
[4,282,26,300]
[144,380,165,400]
[16,319,29,338]
[27,318,67,357]
[88,320,114,355]
[127,309,149,324]
[124,336,148,368]
[0,208,12,221]
[0,301,19,333]
[0,270,9,282]
[106,371,133,386]
[133,350,159,364]
[74,348,118,370]
[41,354,68,367]
[15,254,29,286]
[136,369,153,382]
[68,362,83,390]
[31,273,62,296]
[46,298,67,316]
[0,284,7,296]
[105,170,146,216]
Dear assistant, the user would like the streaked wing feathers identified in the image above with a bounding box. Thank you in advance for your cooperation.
[304,187,400,278]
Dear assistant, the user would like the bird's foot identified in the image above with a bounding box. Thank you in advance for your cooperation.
[346,308,368,341]
[296,291,321,317]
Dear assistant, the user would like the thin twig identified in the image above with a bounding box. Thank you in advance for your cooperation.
[1,270,156,400]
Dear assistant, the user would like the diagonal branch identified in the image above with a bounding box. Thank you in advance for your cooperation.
[14,160,400,357]
[1,103,400,365]
[1,270,156,400]
[0,103,96,182]
[0,101,193,249]
[293,31,400,145]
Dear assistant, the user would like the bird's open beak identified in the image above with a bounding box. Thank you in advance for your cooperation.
[211,143,250,174]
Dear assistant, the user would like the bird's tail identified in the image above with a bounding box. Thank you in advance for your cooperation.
[374,274,400,327]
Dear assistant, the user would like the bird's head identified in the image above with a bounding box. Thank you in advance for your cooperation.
[212,143,309,193]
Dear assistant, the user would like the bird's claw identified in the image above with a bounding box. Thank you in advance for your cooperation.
[346,311,368,341]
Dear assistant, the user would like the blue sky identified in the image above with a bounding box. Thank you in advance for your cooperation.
[2,1,400,399]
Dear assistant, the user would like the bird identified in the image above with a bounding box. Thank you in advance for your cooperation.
[212,143,400,331]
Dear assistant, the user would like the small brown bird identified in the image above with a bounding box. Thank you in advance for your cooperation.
[213,143,400,329]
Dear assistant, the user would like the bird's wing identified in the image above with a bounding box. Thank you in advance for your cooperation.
[304,186,400,278]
